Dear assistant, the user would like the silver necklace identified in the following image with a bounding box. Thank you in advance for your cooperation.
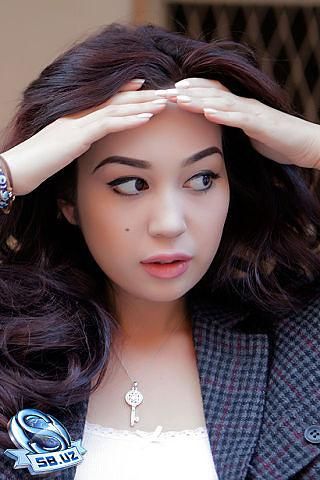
[112,319,183,428]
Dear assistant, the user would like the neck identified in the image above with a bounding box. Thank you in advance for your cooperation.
[107,289,191,349]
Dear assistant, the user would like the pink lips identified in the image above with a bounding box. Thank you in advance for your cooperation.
[141,253,192,264]
[140,253,192,279]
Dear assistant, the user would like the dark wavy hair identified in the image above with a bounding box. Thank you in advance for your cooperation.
[1,22,320,448]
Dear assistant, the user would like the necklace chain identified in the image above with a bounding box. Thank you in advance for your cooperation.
[111,318,184,428]
[112,318,183,383]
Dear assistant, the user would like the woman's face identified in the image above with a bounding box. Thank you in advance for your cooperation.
[61,103,230,304]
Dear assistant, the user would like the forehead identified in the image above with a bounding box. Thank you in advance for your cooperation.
[79,103,222,170]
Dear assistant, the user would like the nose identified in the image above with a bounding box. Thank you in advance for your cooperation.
[148,191,187,239]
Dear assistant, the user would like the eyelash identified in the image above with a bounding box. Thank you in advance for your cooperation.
[106,171,220,196]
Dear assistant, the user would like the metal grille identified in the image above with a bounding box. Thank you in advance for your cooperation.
[168,3,320,122]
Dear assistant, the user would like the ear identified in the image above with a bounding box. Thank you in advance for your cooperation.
[57,199,78,225]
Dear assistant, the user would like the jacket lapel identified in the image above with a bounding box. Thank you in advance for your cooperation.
[53,299,271,480]
[0,299,270,480]
[190,300,270,480]
[247,294,320,479]
[3,293,320,480]
[60,299,270,480]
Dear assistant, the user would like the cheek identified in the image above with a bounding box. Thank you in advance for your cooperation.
[197,185,230,255]
[77,207,132,281]
[79,205,126,250]
[75,185,139,266]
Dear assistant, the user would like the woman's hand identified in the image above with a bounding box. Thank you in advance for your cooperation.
[1,80,168,195]
[171,78,320,170]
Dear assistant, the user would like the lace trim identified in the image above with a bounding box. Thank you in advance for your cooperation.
[84,421,208,440]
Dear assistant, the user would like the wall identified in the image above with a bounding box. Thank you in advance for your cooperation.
[0,0,132,138]
[139,0,320,27]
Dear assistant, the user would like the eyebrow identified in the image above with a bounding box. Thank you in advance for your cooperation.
[91,146,223,174]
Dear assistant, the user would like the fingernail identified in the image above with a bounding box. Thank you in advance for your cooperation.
[130,79,145,84]
[175,80,190,88]
[151,98,168,104]
[203,108,219,114]
[177,95,192,103]
[136,112,154,118]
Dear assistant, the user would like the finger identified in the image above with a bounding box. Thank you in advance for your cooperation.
[203,109,263,135]
[175,78,230,92]
[175,87,234,100]
[77,98,168,125]
[64,90,170,121]
[81,113,155,144]
[176,95,238,115]
[118,79,146,92]
[176,89,242,111]
[177,94,260,117]
[174,91,265,134]
[94,80,147,111]
[108,88,171,105]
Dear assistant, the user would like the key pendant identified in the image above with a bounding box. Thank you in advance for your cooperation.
[125,381,144,427]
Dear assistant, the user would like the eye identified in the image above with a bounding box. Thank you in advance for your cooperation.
[185,171,220,192]
[107,176,148,196]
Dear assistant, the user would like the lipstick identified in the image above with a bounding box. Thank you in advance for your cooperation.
[140,253,192,279]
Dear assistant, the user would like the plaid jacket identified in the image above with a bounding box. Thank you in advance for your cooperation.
[1,289,320,479]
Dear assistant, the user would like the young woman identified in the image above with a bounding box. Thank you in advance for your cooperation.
[0,23,320,480]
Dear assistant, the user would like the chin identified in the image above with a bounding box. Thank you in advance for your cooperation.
[132,285,193,303]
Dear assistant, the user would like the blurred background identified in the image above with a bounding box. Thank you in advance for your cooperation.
[1,0,319,136]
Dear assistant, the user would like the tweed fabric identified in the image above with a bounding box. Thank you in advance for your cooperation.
[1,292,320,479]
[190,300,270,479]
[247,291,320,479]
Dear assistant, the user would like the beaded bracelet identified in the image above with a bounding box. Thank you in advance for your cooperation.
[0,155,15,214]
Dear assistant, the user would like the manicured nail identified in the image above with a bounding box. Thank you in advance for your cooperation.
[130,79,145,84]
[177,95,192,103]
[203,108,219,114]
[175,80,190,88]
[136,112,154,118]
[151,98,168,104]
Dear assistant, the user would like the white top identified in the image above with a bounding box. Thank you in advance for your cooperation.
[74,421,219,479]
